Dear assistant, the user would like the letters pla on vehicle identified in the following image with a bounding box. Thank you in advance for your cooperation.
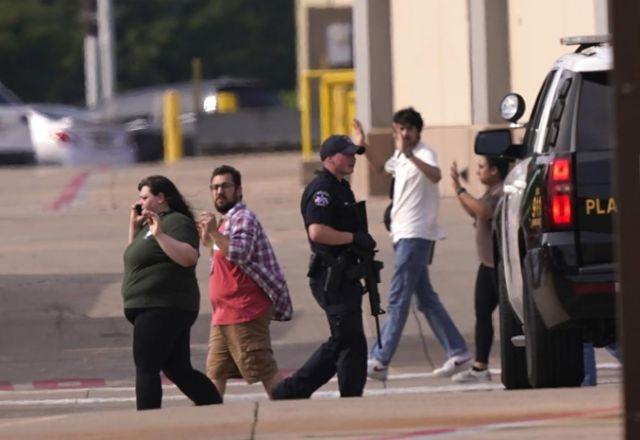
[585,197,617,215]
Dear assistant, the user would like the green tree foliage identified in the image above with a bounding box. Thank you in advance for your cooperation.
[0,0,295,104]
[0,0,85,103]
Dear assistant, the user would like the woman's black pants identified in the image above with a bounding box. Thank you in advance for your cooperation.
[474,264,499,364]
[125,307,222,410]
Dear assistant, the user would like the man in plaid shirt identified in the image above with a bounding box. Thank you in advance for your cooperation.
[199,165,292,399]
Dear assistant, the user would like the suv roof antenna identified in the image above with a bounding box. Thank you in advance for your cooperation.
[560,34,611,53]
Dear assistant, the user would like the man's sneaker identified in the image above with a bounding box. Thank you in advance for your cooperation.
[367,358,388,381]
[432,355,472,378]
[451,368,491,383]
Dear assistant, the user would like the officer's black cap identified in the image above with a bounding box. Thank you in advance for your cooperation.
[320,135,365,160]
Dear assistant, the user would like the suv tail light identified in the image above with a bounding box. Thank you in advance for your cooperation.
[547,156,574,229]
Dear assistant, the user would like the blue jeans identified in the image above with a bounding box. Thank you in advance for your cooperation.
[582,341,620,386]
[369,238,468,366]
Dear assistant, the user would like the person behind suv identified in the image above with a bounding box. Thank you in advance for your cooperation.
[448,156,510,383]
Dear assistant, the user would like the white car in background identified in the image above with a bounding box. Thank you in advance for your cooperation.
[1,80,135,166]
[0,82,34,164]
[0,105,34,164]
[27,104,135,166]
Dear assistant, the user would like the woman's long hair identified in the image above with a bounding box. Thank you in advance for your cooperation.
[137,175,194,221]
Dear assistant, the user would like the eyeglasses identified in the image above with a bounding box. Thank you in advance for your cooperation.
[209,182,235,191]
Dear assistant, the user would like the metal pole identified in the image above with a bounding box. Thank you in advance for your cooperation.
[83,36,99,108]
[610,1,640,438]
[191,58,203,114]
[97,0,116,101]
[82,0,99,108]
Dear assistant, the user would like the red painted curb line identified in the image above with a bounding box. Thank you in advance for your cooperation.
[47,170,92,212]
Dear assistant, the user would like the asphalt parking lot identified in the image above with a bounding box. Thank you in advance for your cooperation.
[0,152,623,438]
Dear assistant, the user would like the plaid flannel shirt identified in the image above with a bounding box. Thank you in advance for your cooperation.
[220,202,293,321]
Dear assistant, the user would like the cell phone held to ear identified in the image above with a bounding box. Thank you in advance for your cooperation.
[134,204,142,215]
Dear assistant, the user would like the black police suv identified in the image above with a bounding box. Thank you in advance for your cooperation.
[475,35,616,389]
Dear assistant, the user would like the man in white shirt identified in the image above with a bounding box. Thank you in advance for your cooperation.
[355,108,470,381]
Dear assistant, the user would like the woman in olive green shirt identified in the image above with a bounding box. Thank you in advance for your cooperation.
[123,175,221,410]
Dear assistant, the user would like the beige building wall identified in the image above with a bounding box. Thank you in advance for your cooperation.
[296,0,608,195]
[389,0,474,197]
[390,0,472,126]
[508,0,606,120]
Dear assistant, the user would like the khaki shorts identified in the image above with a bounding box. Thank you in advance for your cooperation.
[206,310,278,384]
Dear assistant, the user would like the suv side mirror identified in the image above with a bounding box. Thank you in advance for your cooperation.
[475,128,526,159]
[500,93,526,123]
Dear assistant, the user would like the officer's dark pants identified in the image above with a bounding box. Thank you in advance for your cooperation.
[272,275,367,399]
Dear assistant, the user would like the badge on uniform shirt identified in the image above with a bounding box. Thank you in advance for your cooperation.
[313,190,331,207]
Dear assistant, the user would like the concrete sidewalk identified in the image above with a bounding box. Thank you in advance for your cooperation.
[0,383,621,439]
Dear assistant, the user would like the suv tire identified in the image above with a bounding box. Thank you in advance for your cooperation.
[523,268,583,388]
[497,262,530,390]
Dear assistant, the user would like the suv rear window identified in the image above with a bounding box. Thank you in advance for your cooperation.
[575,71,612,151]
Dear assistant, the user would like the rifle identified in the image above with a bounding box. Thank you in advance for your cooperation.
[350,201,385,348]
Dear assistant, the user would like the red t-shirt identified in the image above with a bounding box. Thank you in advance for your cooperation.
[209,230,271,325]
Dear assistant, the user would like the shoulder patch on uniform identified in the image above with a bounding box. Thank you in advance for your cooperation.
[313,190,331,207]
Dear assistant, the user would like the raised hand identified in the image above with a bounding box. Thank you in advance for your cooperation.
[199,211,219,234]
[130,204,145,228]
[198,212,220,247]
[392,122,404,152]
[146,211,163,237]
[450,161,462,192]
[353,119,366,146]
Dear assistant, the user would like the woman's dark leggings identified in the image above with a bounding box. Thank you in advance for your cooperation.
[125,308,222,410]
[474,264,499,364]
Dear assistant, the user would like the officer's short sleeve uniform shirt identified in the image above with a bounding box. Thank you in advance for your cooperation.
[300,169,356,256]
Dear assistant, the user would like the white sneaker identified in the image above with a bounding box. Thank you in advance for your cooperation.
[367,358,388,381]
[451,368,491,383]
[432,355,472,378]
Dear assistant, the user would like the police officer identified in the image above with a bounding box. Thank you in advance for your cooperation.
[271,135,377,399]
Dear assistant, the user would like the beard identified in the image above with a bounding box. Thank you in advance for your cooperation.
[215,196,237,214]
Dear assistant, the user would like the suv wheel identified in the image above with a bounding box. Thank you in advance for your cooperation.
[523,269,583,388]
[497,262,530,390]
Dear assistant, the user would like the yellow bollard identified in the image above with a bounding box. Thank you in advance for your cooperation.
[331,84,349,135]
[319,78,332,142]
[163,90,183,163]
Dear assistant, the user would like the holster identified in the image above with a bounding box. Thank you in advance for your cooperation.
[323,254,347,293]
[307,253,323,278]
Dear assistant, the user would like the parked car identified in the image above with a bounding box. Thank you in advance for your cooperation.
[0,81,135,166]
[27,104,134,166]
[0,81,35,164]
[475,35,616,389]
